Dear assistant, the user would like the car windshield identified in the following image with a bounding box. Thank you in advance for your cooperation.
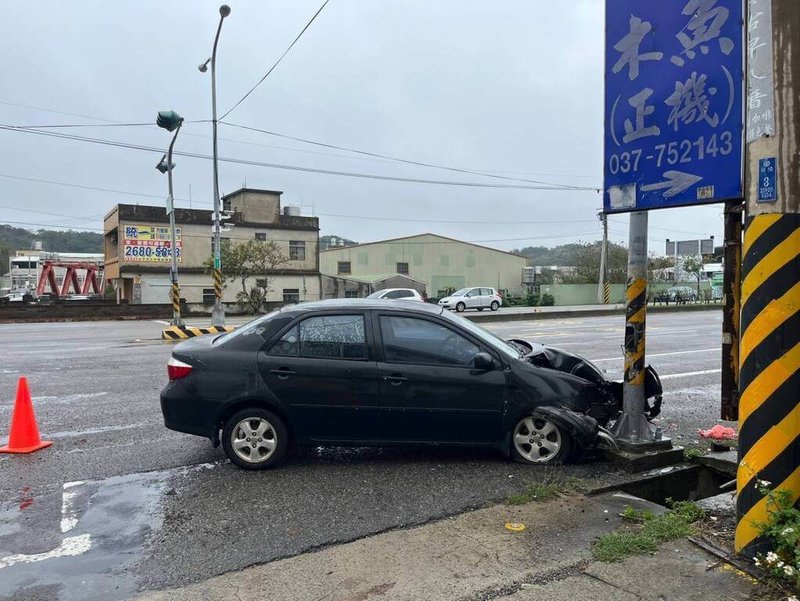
[451,288,469,297]
[365,290,385,298]
[440,310,520,361]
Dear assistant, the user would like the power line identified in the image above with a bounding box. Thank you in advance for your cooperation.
[221,122,598,190]
[6,121,208,129]
[220,0,331,120]
[0,171,604,226]
[0,124,598,191]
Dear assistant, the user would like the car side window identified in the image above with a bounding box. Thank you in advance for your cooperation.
[482,288,493,296]
[466,289,478,297]
[384,290,403,299]
[268,315,367,359]
[395,290,414,298]
[380,316,479,366]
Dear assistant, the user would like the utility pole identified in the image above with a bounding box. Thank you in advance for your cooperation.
[611,211,668,449]
[199,4,231,327]
[597,211,610,304]
[736,0,800,558]
[720,200,743,421]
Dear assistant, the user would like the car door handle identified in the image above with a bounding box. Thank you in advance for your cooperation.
[270,368,296,380]
[383,374,407,386]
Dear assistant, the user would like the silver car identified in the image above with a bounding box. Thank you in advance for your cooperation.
[438,287,502,312]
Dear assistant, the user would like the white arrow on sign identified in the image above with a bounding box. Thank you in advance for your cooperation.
[640,170,703,198]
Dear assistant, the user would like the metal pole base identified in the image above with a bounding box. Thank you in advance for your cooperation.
[211,302,226,327]
[171,313,184,327]
[611,413,672,451]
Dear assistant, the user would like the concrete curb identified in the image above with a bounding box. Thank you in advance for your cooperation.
[466,303,722,323]
[162,325,236,340]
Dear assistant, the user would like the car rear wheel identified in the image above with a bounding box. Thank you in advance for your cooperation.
[490,301,500,311]
[222,408,288,470]
[456,302,466,312]
[511,413,572,465]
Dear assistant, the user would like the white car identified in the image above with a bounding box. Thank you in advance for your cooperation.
[366,288,425,301]
[438,287,502,312]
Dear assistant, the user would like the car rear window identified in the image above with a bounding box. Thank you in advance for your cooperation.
[268,315,367,360]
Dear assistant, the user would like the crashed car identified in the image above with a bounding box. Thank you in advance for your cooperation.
[160,299,662,470]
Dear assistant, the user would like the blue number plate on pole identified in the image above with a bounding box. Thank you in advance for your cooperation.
[604,0,743,213]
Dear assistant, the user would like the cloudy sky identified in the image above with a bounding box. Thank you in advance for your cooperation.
[0,0,725,253]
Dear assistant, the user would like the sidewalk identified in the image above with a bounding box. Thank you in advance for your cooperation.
[132,491,756,601]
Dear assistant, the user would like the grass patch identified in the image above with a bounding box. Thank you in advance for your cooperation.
[506,477,584,505]
[683,446,706,460]
[593,500,705,562]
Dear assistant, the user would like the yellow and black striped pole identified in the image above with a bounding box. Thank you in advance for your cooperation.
[735,0,800,557]
[171,282,182,324]
[213,267,223,303]
[603,281,611,305]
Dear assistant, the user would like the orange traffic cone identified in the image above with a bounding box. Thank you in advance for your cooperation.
[0,377,52,454]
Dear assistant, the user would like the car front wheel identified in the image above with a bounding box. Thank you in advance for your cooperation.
[456,302,466,312]
[490,301,500,311]
[222,408,288,470]
[511,413,572,464]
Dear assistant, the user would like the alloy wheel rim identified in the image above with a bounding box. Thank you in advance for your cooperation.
[513,416,561,463]
[231,417,277,463]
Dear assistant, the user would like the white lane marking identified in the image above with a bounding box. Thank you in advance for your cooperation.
[152,320,171,325]
[0,534,92,569]
[660,369,722,380]
[590,348,721,362]
[49,423,147,440]
[0,482,91,570]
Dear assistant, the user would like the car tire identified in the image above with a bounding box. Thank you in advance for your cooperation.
[510,412,572,465]
[456,302,466,312]
[490,301,500,311]
[222,408,288,470]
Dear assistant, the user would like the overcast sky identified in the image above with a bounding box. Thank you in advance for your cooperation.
[0,0,725,253]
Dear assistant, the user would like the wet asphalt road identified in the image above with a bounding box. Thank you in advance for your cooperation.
[0,310,729,600]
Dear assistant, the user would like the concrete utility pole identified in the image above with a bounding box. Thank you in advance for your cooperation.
[736,0,800,557]
[597,211,610,304]
[611,212,667,449]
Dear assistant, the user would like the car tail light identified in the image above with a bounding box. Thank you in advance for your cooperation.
[167,356,193,380]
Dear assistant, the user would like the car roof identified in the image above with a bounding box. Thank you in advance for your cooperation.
[281,298,442,315]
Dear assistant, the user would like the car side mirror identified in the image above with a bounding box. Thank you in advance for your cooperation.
[473,352,494,371]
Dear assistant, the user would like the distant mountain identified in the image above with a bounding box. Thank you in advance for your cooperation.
[320,234,358,250]
[0,224,103,273]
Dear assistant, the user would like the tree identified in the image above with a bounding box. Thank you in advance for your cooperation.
[648,255,675,282]
[681,255,704,293]
[205,239,288,314]
[561,241,628,284]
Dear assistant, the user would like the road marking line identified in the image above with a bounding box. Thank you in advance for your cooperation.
[660,369,722,380]
[152,320,170,325]
[590,348,721,362]
[0,534,91,570]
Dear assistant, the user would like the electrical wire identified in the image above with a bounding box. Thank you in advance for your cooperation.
[0,124,598,191]
[220,0,331,120]
[221,122,598,190]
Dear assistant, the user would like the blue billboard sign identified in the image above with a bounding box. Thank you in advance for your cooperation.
[604,0,743,213]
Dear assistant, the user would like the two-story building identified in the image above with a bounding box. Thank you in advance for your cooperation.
[103,188,320,309]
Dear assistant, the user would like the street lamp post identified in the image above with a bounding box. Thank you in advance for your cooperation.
[156,110,185,327]
[199,4,231,327]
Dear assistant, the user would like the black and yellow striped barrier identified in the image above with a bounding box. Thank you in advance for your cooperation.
[736,213,800,556]
[603,281,611,305]
[162,325,236,340]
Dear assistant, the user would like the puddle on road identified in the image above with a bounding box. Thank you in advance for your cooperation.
[0,470,170,601]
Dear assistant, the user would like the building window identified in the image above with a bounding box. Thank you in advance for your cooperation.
[396,262,409,275]
[289,240,306,261]
[338,261,351,275]
[283,288,300,304]
[202,288,216,305]
[345,290,360,298]
[255,232,267,241]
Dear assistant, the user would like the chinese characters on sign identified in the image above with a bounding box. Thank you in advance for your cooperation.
[604,0,743,213]
[746,0,775,142]
[757,157,777,203]
[122,224,182,263]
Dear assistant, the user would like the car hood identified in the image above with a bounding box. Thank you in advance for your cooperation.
[506,338,608,385]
